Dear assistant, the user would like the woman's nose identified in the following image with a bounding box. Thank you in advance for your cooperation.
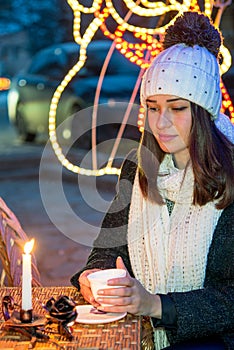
[156,110,172,129]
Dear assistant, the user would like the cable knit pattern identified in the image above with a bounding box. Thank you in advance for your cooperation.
[128,155,222,349]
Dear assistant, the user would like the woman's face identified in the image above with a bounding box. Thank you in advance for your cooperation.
[146,94,192,169]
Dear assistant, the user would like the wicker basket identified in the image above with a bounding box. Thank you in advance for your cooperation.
[0,197,41,287]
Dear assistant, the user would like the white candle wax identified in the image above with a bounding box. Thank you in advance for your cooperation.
[22,239,34,311]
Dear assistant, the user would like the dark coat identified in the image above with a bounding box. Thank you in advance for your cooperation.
[71,153,234,349]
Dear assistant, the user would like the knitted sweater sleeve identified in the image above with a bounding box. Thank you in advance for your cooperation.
[166,202,234,346]
[70,150,138,288]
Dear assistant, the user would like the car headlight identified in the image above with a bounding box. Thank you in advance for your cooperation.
[7,89,19,123]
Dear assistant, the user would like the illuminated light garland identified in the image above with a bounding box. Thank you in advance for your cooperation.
[140,0,166,8]
[204,0,213,16]
[68,0,103,44]
[220,80,234,123]
[220,44,232,75]
[48,1,233,177]
[122,0,185,15]
[105,0,186,34]
[68,0,102,13]
[97,10,162,69]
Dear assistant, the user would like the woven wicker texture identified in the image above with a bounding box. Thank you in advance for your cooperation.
[0,286,141,349]
[0,197,41,287]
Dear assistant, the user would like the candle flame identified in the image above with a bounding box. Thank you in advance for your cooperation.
[24,239,34,254]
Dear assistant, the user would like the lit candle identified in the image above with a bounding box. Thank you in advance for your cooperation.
[22,239,34,311]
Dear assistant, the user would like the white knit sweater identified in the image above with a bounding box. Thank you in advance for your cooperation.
[127,155,222,349]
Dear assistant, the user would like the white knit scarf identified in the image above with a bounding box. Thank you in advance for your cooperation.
[127,154,222,349]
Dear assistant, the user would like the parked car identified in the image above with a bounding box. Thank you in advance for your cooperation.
[8,40,142,146]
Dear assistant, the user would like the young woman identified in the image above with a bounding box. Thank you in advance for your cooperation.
[71,11,234,349]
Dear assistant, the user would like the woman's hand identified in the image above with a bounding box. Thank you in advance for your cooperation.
[96,257,162,318]
[78,269,101,308]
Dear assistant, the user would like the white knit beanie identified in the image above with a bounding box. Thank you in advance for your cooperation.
[140,43,222,120]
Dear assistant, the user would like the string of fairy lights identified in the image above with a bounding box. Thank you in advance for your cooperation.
[48,0,234,176]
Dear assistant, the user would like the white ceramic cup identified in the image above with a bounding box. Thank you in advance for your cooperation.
[87,268,126,306]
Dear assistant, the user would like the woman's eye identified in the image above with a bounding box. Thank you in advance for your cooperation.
[172,106,188,111]
[147,107,158,112]
[147,105,188,113]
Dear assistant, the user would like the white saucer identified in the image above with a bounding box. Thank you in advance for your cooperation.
[75,305,127,324]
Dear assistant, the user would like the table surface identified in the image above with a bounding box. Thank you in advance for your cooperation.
[0,286,141,349]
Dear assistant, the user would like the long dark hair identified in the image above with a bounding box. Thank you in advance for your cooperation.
[138,103,234,209]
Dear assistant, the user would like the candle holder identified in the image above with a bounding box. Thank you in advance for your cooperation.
[2,294,78,342]
[20,308,33,323]
[2,295,48,343]
[3,310,46,328]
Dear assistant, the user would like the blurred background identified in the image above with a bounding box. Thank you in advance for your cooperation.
[0,0,234,286]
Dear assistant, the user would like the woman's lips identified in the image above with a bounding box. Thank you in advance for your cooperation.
[158,134,176,142]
